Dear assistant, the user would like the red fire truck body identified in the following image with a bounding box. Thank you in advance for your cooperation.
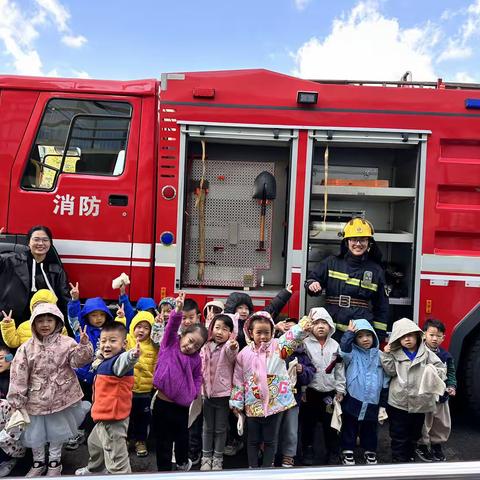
[0,69,479,403]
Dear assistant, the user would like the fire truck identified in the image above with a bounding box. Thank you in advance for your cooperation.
[0,69,479,409]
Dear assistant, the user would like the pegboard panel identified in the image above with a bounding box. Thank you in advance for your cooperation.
[182,158,275,287]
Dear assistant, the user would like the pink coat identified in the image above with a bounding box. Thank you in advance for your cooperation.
[201,313,239,398]
[7,303,93,416]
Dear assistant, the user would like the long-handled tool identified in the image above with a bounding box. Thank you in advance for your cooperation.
[253,171,277,252]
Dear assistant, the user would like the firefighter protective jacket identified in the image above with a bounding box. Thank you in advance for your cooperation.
[306,252,389,340]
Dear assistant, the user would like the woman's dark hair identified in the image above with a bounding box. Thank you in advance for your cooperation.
[27,225,53,243]
[248,315,274,333]
[339,237,382,263]
[182,323,208,344]
[211,314,234,332]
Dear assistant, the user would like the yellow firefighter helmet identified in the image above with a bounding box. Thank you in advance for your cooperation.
[342,218,375,238]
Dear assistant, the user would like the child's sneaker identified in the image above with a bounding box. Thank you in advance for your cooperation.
[212,457,223,471]
[431,444,446,462]
[341,450,355,466]
[26,461,47,477]
[188,451,201,466]
[46,460,62,477]
[281,455,294,468]
[135,441,148,457]
[364,451,377,465]
[65,430,86,450]
[415,444,434,462]
[224,439,243,456]
[0,459,16,477]
[75,466,108,476]
[177,459,192,472]
[200,457,212,471]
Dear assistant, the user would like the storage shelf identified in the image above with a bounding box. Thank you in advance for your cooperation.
[309,230,414,243]
[311,185,416,202]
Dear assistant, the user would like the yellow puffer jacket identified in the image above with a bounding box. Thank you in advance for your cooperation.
[127,311,158,394]
[1,320,69,348]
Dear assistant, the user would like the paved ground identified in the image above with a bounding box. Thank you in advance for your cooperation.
[10,403,480,476]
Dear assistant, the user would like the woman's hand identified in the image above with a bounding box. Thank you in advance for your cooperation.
[69,282,80,301]
[175,291,185,313]
[308,281,322,293]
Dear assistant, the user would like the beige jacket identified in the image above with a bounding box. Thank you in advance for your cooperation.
[380,318,446,413]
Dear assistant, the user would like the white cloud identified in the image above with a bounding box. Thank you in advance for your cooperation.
[71,69,90,79]
[454,71,475,82]
[294,0,311,10]
[34,0,69,32]
[293,0,438,81]
[62,34,87,48]
[437,40,472,62]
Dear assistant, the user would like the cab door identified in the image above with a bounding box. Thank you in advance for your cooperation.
[8,93,142,299]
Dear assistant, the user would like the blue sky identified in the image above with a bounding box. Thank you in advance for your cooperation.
[1,0,479,83]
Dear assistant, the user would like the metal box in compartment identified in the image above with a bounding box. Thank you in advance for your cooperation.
[181,142,289,289]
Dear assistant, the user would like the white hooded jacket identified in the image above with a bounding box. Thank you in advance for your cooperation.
[303,308,346,394]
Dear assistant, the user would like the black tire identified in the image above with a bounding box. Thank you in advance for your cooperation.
[463,333,480,421]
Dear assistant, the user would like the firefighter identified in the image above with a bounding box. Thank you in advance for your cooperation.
[305,218,389,341]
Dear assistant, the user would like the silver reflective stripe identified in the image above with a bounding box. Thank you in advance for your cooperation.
[422,254,480,275]
[181,125,297,142]
[311,128,428,145]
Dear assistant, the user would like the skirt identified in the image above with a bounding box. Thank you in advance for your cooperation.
[21,401,91,448]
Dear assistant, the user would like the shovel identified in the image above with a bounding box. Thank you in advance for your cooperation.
[253,171,277,252]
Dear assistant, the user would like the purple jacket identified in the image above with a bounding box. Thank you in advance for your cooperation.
[152,310,202,407]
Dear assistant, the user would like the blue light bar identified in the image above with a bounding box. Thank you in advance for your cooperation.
[465,98,480,109]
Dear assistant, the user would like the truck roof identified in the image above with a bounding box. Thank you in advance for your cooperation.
[0,75,158,96]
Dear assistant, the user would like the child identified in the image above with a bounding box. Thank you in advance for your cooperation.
[200,313,239,471]
[182,298,201,330]
[7,303,93,476]
[230,310,314,469]
[416,318,456,462]
[301,307,346,465]
[126,311,158,457]
[203,301,225,327]
[150,297,176,348]
[117,279,156,326]
[340,319,386,466]
[0,346,26,477]
[75,323,140,475]
[151,292,208,472]
[66,282,114,450]
[1,289,66,348]
[275,317,316,468]
[381,317,446,463]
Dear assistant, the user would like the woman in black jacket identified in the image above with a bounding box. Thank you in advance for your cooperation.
[0,225,70,323]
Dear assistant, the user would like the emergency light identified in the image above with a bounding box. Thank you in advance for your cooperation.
[465,98,480,109]
[297,91,318,105]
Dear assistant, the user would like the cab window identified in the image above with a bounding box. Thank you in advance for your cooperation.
[21,99,132,190]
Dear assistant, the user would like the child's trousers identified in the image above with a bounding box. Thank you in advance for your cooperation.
[301,388,339,461]
[340,412,377,452]
[152,397,189,470]
[387,405,424,462]
[202,396,230,457]
[279,405,299,457]
[128,394,151,442]
[420,401,451,446]
[86,418,131,474]
[246,413,283,468]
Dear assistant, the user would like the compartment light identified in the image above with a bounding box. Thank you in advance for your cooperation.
[297,91,318,105]
[465,98,480,109]
[193,88,215,99]
[161,185,176,200]
[160,231,174,246]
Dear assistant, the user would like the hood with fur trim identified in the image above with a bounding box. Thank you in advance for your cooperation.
[309,307,335,338]
[388,317,422,351]
[129,310,155,336]
[30,303,64,339]
[29,289,58,313]
[243,311,275,342]
[81,297,113,325]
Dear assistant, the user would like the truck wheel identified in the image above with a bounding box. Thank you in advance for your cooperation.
[464,333,480,420]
